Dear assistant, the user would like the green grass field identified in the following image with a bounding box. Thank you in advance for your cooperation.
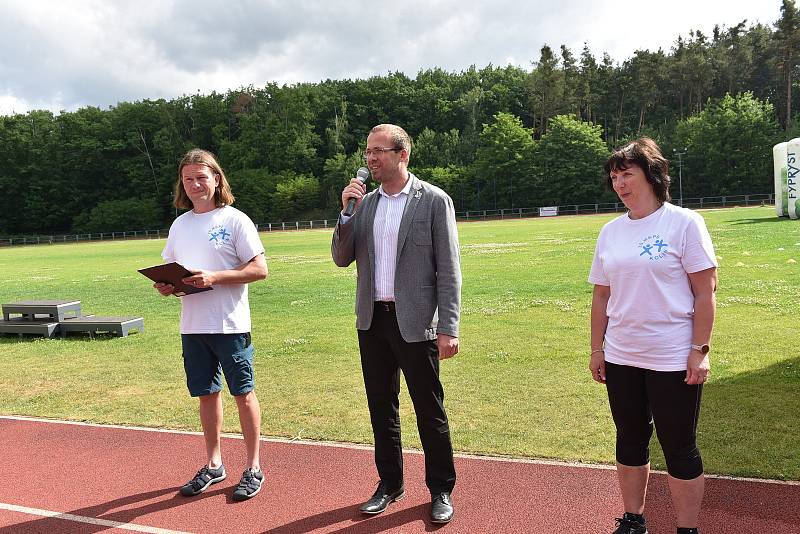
[1,206,798,480]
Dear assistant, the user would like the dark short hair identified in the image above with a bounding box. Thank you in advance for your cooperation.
[174,149,235,210]
[604,137,671,203]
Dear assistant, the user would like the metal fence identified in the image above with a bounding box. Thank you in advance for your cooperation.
[0,229,170,247]
[458,193,775,220]
[0,193,775,247]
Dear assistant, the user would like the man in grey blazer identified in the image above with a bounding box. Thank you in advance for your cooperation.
[331,124,461,524]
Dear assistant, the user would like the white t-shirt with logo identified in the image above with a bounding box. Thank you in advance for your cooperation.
[588,202,717,371]
[162,206,265,334]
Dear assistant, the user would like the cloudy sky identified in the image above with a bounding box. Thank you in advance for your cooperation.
[0,0,783,116]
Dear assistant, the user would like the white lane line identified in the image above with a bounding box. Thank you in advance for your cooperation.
[2,414,798,485]
[0,502,192,534]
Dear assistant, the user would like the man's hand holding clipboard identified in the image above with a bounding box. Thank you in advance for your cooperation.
[138,262,214,297]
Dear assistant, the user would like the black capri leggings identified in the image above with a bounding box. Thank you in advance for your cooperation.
[605,361,704,480]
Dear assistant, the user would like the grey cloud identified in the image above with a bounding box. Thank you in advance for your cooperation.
[0,0,783,114]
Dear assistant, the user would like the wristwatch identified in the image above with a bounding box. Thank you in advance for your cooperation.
[691,343,710,355]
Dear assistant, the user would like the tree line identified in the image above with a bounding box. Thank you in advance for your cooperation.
[1,0,799,235]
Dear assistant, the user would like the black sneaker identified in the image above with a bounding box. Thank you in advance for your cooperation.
[179,465,226,496]
[232,467,264,501]
[612,513,648,534]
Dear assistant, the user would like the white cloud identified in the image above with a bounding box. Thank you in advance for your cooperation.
[0,0,784,115]
[0,94,30,116]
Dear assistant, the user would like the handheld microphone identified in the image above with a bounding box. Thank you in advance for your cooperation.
[343,167,371,216]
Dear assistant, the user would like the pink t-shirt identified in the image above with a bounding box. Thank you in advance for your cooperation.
[588,203,717,371]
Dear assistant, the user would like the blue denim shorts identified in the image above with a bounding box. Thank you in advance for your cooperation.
[181,333,255,397]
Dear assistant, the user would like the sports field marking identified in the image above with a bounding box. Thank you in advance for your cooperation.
[0,502,191,534]
[3,415,798,486]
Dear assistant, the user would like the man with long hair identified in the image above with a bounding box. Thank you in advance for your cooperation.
[154,148,268,501]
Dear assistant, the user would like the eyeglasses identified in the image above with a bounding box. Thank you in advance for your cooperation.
[364,147,402,159]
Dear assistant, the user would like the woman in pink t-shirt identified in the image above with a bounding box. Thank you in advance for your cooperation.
[588,138,718,534]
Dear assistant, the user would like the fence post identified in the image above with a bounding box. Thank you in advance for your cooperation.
[310,220,314,229]
[269,223,272,231]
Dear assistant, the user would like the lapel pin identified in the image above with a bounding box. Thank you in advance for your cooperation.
[414,190,421,199]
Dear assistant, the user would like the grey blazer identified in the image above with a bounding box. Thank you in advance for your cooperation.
[331,174,461,343]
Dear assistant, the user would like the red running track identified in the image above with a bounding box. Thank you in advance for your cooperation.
[1,416,798,533]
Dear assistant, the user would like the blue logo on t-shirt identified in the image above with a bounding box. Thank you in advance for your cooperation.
[638,235,669,261]
[208,225,232,249]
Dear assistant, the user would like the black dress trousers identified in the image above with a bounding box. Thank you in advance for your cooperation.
[357,302,456,495]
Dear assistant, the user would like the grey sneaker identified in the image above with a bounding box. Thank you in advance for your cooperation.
[179,465,226,496]
[232,467,264,501]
